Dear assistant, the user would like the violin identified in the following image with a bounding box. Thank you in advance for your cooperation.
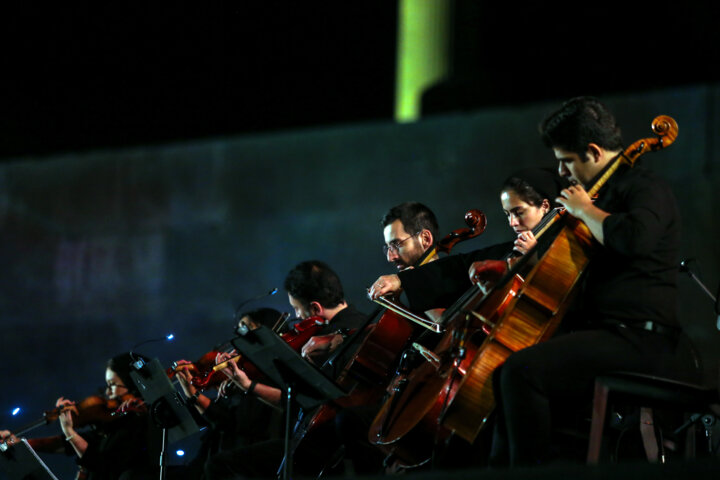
[171,315,329,391]
[0,393,141,456]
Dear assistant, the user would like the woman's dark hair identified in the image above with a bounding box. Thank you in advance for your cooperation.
[240,307,282,328]
[539,96,623,158]
[107,352,149,395]
[502,167,569,208]
[284,260,344,310]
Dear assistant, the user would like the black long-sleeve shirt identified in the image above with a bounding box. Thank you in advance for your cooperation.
[397,242,513,312]
[579,162,681,328]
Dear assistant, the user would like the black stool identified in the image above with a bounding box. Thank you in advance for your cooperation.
[587,372,719,464]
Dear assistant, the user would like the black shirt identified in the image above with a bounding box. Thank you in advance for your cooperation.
[580,162,681,328]
[397,242,513,312]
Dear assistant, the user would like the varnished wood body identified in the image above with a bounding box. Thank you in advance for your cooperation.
[441,216,594,441]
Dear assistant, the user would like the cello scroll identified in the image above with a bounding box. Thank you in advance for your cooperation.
[436,209,487,255]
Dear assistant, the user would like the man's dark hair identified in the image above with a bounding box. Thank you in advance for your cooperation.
[284,260,344,310]
[539,96,624,159]
[381,202,439,241]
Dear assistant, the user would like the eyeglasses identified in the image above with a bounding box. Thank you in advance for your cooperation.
[106,382,127,390]
[382,234,416,255]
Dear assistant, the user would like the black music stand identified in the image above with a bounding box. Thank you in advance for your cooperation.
[230,325,347,480]
[0,438,59,480]
[129,357,201,480]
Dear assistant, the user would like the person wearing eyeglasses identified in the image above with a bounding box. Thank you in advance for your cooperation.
[369,167,567,311]
[1,352,158,480]
[381,201,440,271]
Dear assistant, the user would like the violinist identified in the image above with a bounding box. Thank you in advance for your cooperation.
[487,96,701,466]
[287,260,369,368]
[198,260,368,479]
[1,352,158,480]
[172,308,284,480]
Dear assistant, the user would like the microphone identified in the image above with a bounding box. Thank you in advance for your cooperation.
[129,334,175,369]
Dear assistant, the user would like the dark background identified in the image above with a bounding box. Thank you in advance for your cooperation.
[1,2,719,478]
[2,2,719,160]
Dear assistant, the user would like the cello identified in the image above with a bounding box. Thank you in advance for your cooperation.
[369,116,679,454]
[288,209,488,471]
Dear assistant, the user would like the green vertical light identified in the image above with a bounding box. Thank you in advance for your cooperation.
[395,0,451,122]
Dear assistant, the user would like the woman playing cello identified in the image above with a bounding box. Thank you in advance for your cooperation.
[369,166,568,311]
[481,97,701,467]
[367,167,568,469]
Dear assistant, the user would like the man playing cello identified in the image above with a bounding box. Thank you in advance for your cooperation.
[486,96,701,466]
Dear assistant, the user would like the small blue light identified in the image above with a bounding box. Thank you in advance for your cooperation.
[175,450,185,457]
[11,407,20,416]
[166,334,174,341]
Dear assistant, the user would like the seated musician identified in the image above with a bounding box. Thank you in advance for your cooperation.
[2,352,158,480]
[305,201,441,360]
[369,166,568,310]
[172,308,285,480]
[367,168,567,470]
[193,260,367,479]
[332,201,444,475]
[382,201,441,271]
[484,96,701,466]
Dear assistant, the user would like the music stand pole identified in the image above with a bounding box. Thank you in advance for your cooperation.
[282,384,294,480]
[230,326,346,480]
[159,426,168,480]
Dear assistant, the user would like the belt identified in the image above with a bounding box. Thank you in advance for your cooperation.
[607,319,680,337]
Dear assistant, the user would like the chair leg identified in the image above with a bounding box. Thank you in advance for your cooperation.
[639,407,659,462]
[587,380,609,464]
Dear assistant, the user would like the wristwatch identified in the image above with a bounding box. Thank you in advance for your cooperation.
[187,391,201,405]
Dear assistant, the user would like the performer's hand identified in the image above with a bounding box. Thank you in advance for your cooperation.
[368,274,402,300]
[468,260,508,294]
[556,183,593,218]
[117,397,146,414]
[226,359,252,392]
[513,231,537,255]
[55,397,78,434]
[0,431,19,446]
[173,360,196,397]
[301,334,343,362]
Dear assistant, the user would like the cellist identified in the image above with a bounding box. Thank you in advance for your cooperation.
[367,167,568,469]
[333,201,444,475]
[369,167,568,311]
[485,96,702,466]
